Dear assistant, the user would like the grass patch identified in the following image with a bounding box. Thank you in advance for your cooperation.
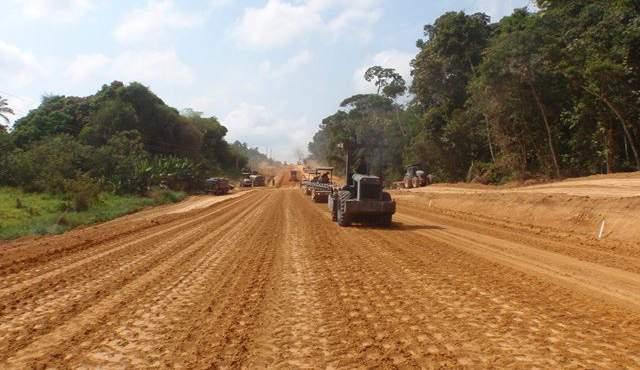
[0,187,185,240]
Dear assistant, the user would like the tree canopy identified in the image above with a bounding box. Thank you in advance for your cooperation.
[308,2,640,183]
[1,81,248,194]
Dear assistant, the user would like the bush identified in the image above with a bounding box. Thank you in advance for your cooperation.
[4,135,91,193]
[64,176,101,211]
[147,187,186,204]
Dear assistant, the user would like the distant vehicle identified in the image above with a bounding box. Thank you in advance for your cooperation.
[250,174,266,187]
[302,167,334,203]
[240,172,253,187]
[205,178,233,195]
[290,169,299,182]
[403,165,433,188]
[328,152,395,227]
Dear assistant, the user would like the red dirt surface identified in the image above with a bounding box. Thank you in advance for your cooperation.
[1,172,639,368]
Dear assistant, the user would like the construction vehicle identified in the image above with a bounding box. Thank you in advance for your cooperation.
[328,151,395,227]
[300,168,315,195]
[290,169,299,182]
[250,173,266,187]
[239,172,253,187]
[302,167,334,203]
[403,165,433,188]
[205,178,233,195]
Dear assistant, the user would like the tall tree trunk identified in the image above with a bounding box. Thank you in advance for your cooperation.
[624,135,630,163]
[394,108,407,138]
[583,86,640,170]
[527,77,561,178]
[483,114,496,163]
[606,126,614,174]
[469,57,496,163]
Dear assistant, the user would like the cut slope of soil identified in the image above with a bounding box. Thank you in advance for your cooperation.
[397,172,640,242]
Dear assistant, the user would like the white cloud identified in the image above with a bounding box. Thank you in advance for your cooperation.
[114,0,205,44]
[65,53,110,83]
[0,41,46,88]
[64,49,194,85]
[209,0,234,9]
[112,50,195,84]
[12,0,97,22]
[1,95,40,125]
[260,49,313,78]
[471,0,537,21]
[353,49,413,94]
[223,103,313,161]
[232,0,382,49]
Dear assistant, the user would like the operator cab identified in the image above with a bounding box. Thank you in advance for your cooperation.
[352,174,383,200]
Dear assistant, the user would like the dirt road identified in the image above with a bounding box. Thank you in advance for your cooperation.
[1,188,639,368]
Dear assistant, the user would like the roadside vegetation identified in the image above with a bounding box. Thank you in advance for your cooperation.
[0,186,185,240]
[308,1,640,184]
[0,82,273,239]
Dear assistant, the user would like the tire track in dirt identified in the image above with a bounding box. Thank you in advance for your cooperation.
[352,225,640,368]
[0,192,261,292]
[304,192,640,368]
[393,212,640,310]
[398,199,640,272]
[0,192,270,367]
[0,193,251,276]
[244,191,332,368]
[62,191,280,368]
[245,190,460,368]
[2,187,640,368]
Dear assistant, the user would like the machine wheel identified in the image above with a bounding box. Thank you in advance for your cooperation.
[337,205,352,227]
[337,190,352,226]
[377,214,392,227]
[330,195,338,221]
[411,177,418,188]
[404,178,412,189]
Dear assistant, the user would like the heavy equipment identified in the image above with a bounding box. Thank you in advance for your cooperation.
[328,151,395,227]
[250,173,266,187]
[240,170,266,187]
[239,172,253,187]
[403,165,433,188]
[204,178,233,195]
[302,167,334,203]
[290,169,299,182]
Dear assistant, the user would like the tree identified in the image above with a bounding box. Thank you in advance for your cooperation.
[2,81,248,193]
[475,9,563,178]
[0,96,14,125]
[364,66,407,99]
[410,11,493,180]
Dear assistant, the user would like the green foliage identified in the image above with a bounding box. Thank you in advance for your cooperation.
[1,81,247,194]
[310,3,640,183]
[364,66,407,99]
[230,141,277,171]
[64,175,101,211]
[4,135,91,193]
[0,186,184,240]
[0,96,15,125]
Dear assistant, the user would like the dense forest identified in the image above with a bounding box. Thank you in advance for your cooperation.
[308,0,640,183]
[0,81,249,197]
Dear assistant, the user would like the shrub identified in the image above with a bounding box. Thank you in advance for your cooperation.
[4,135,91,193]
[147,187,186,204]
[64,176,101,212]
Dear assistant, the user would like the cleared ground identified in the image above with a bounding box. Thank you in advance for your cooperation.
[1,179,639,368]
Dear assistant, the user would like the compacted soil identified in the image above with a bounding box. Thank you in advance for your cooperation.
[1,177,639,368]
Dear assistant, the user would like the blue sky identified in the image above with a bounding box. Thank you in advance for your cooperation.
[1,0,534,161]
